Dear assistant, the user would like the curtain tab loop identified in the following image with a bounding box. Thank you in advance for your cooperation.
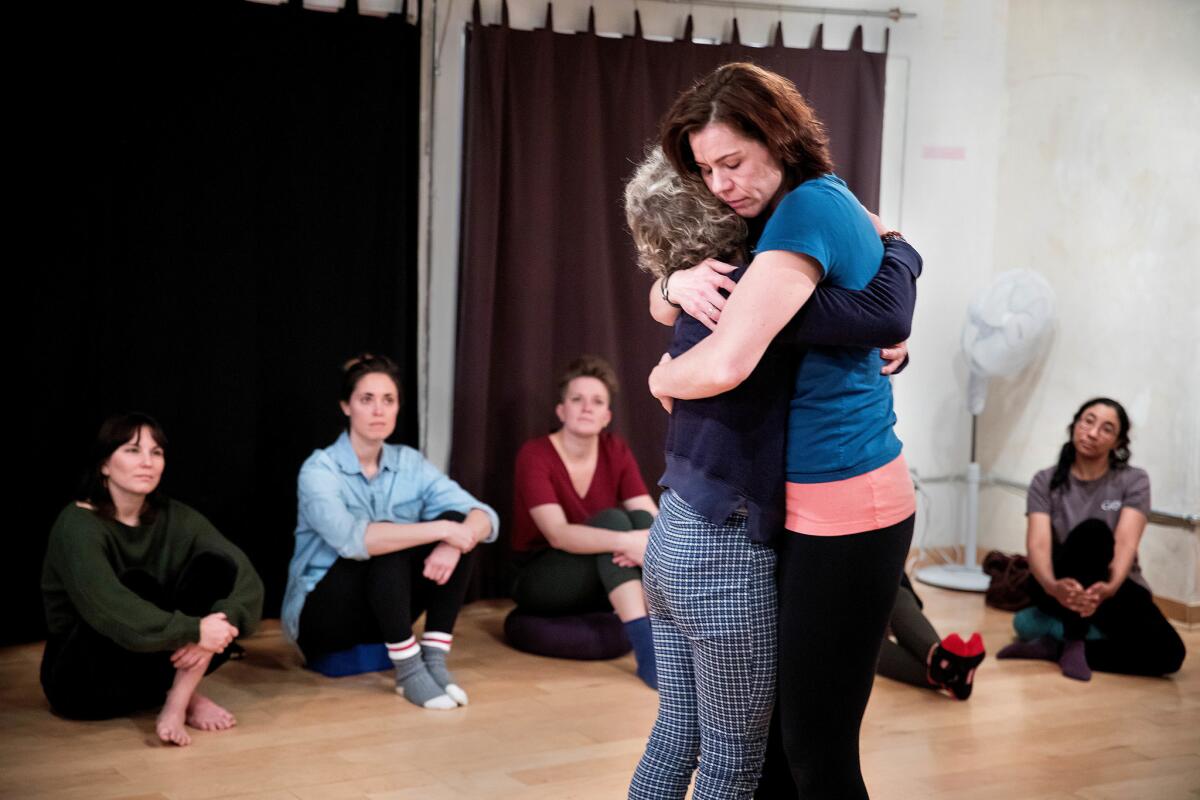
[471,0,481,25]
[730,17,741,45]
[682,13,693,42]
[587,5,595,34]
[543,2,553,31]
[811,22,824,49]
[634,9,643,39]
[850,25,864,51]
[501,0,510,28]
[773,20,785,48]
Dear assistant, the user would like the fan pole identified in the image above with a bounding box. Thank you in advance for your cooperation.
[915,415,992,592]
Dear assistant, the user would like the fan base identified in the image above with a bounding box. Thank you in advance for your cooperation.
[915,564,991,593]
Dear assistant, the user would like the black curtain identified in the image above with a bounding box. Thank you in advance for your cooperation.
[10,0,421,645]
[452,5,888,598]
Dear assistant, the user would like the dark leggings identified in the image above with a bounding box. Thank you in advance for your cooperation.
[40,551,238,720]
[1029,519,1185,676]
[297,512,476,659]
[757,515,914,800]
[876,579,940,688]
[511,508,651,615]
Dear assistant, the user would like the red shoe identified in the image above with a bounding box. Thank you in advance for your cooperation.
[928,632,986,700]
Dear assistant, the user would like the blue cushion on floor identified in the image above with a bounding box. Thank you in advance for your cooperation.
[306,643,393,677]
[504,609,632,660]
[1013,606,1104,642]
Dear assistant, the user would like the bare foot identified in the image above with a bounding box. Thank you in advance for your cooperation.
[156,704,192,746]
[186,693,237,731]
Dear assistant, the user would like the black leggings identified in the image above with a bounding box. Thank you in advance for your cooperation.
[1029,519,1185,676]
[876,579,940,689]
[40,551,238,720]
[757,515,914,800]
[511,508,650,615]
[297,512,477,659]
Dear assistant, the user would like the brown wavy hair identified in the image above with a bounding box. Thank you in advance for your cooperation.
[660,62,833,190]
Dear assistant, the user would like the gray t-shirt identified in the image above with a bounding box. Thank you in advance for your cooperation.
[1026,465,1151,590]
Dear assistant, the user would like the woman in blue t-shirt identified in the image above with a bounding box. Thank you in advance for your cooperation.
[648,63,916,799]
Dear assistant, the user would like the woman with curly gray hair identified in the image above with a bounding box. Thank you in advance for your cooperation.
[623,147,923,800]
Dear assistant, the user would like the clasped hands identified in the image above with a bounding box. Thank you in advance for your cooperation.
[171,611,239,670]
[1050,577,1117,618]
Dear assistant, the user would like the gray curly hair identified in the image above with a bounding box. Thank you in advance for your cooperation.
[623,146,747,280]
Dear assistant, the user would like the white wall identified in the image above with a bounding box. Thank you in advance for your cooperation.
[416,0,1199,601]
[975,0,1200,603]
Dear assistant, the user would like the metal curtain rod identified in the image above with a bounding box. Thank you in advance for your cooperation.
[662,0,916,21]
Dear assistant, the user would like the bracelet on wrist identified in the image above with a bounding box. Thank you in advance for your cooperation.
[881,230,905,243]
[660,272,682,309]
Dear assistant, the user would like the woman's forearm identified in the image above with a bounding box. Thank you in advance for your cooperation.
[650,250,820,400]
[649,278,681,326]
[547,523,630,554]
[1107,508,1147,586]
[1107,543,1137,586]
[464,508,493,545]
[777,239,921,350]
[1026,514,1058,590]
[364,520,448,556]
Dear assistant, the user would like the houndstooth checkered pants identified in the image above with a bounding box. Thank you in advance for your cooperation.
[629,490,777,800]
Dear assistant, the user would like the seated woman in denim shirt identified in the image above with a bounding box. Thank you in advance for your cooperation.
[282,354,499,710]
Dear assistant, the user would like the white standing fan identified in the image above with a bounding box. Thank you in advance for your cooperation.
[916,269,1056,592]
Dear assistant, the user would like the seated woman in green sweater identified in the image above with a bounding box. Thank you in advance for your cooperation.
[40,412,264,746]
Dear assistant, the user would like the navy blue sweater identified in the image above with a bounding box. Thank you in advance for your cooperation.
[660,238,923,544]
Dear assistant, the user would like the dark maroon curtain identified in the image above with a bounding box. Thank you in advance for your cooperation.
[453,5,887,597]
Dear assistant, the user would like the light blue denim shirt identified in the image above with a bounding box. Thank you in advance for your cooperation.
[281,432,499,642]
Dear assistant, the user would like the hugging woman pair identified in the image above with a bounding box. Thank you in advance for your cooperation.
[626,63,922,800]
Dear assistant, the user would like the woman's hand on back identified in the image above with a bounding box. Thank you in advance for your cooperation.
[649,353,675,414]
[667,259,739,331]
[880,341,908,375]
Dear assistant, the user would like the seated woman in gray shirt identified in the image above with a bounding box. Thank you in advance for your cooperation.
[998,397,1185,679]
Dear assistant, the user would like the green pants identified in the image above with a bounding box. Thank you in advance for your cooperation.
[512,508,652,615]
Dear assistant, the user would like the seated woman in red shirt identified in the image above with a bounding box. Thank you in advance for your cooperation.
[511,355,659,688]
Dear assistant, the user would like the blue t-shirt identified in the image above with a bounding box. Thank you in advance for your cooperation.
[756,174,902,483]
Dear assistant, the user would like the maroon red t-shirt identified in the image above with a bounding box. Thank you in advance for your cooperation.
[511,433,649,552]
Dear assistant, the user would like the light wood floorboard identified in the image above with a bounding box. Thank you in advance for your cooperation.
[2,588,1197,799]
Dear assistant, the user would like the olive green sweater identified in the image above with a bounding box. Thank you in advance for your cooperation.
[42,500,264,653]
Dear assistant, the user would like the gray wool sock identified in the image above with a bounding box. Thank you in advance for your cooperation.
[422,646,468,705]
[393,653,456,710]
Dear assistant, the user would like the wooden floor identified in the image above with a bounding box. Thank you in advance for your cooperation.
[2,587,1198,800]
